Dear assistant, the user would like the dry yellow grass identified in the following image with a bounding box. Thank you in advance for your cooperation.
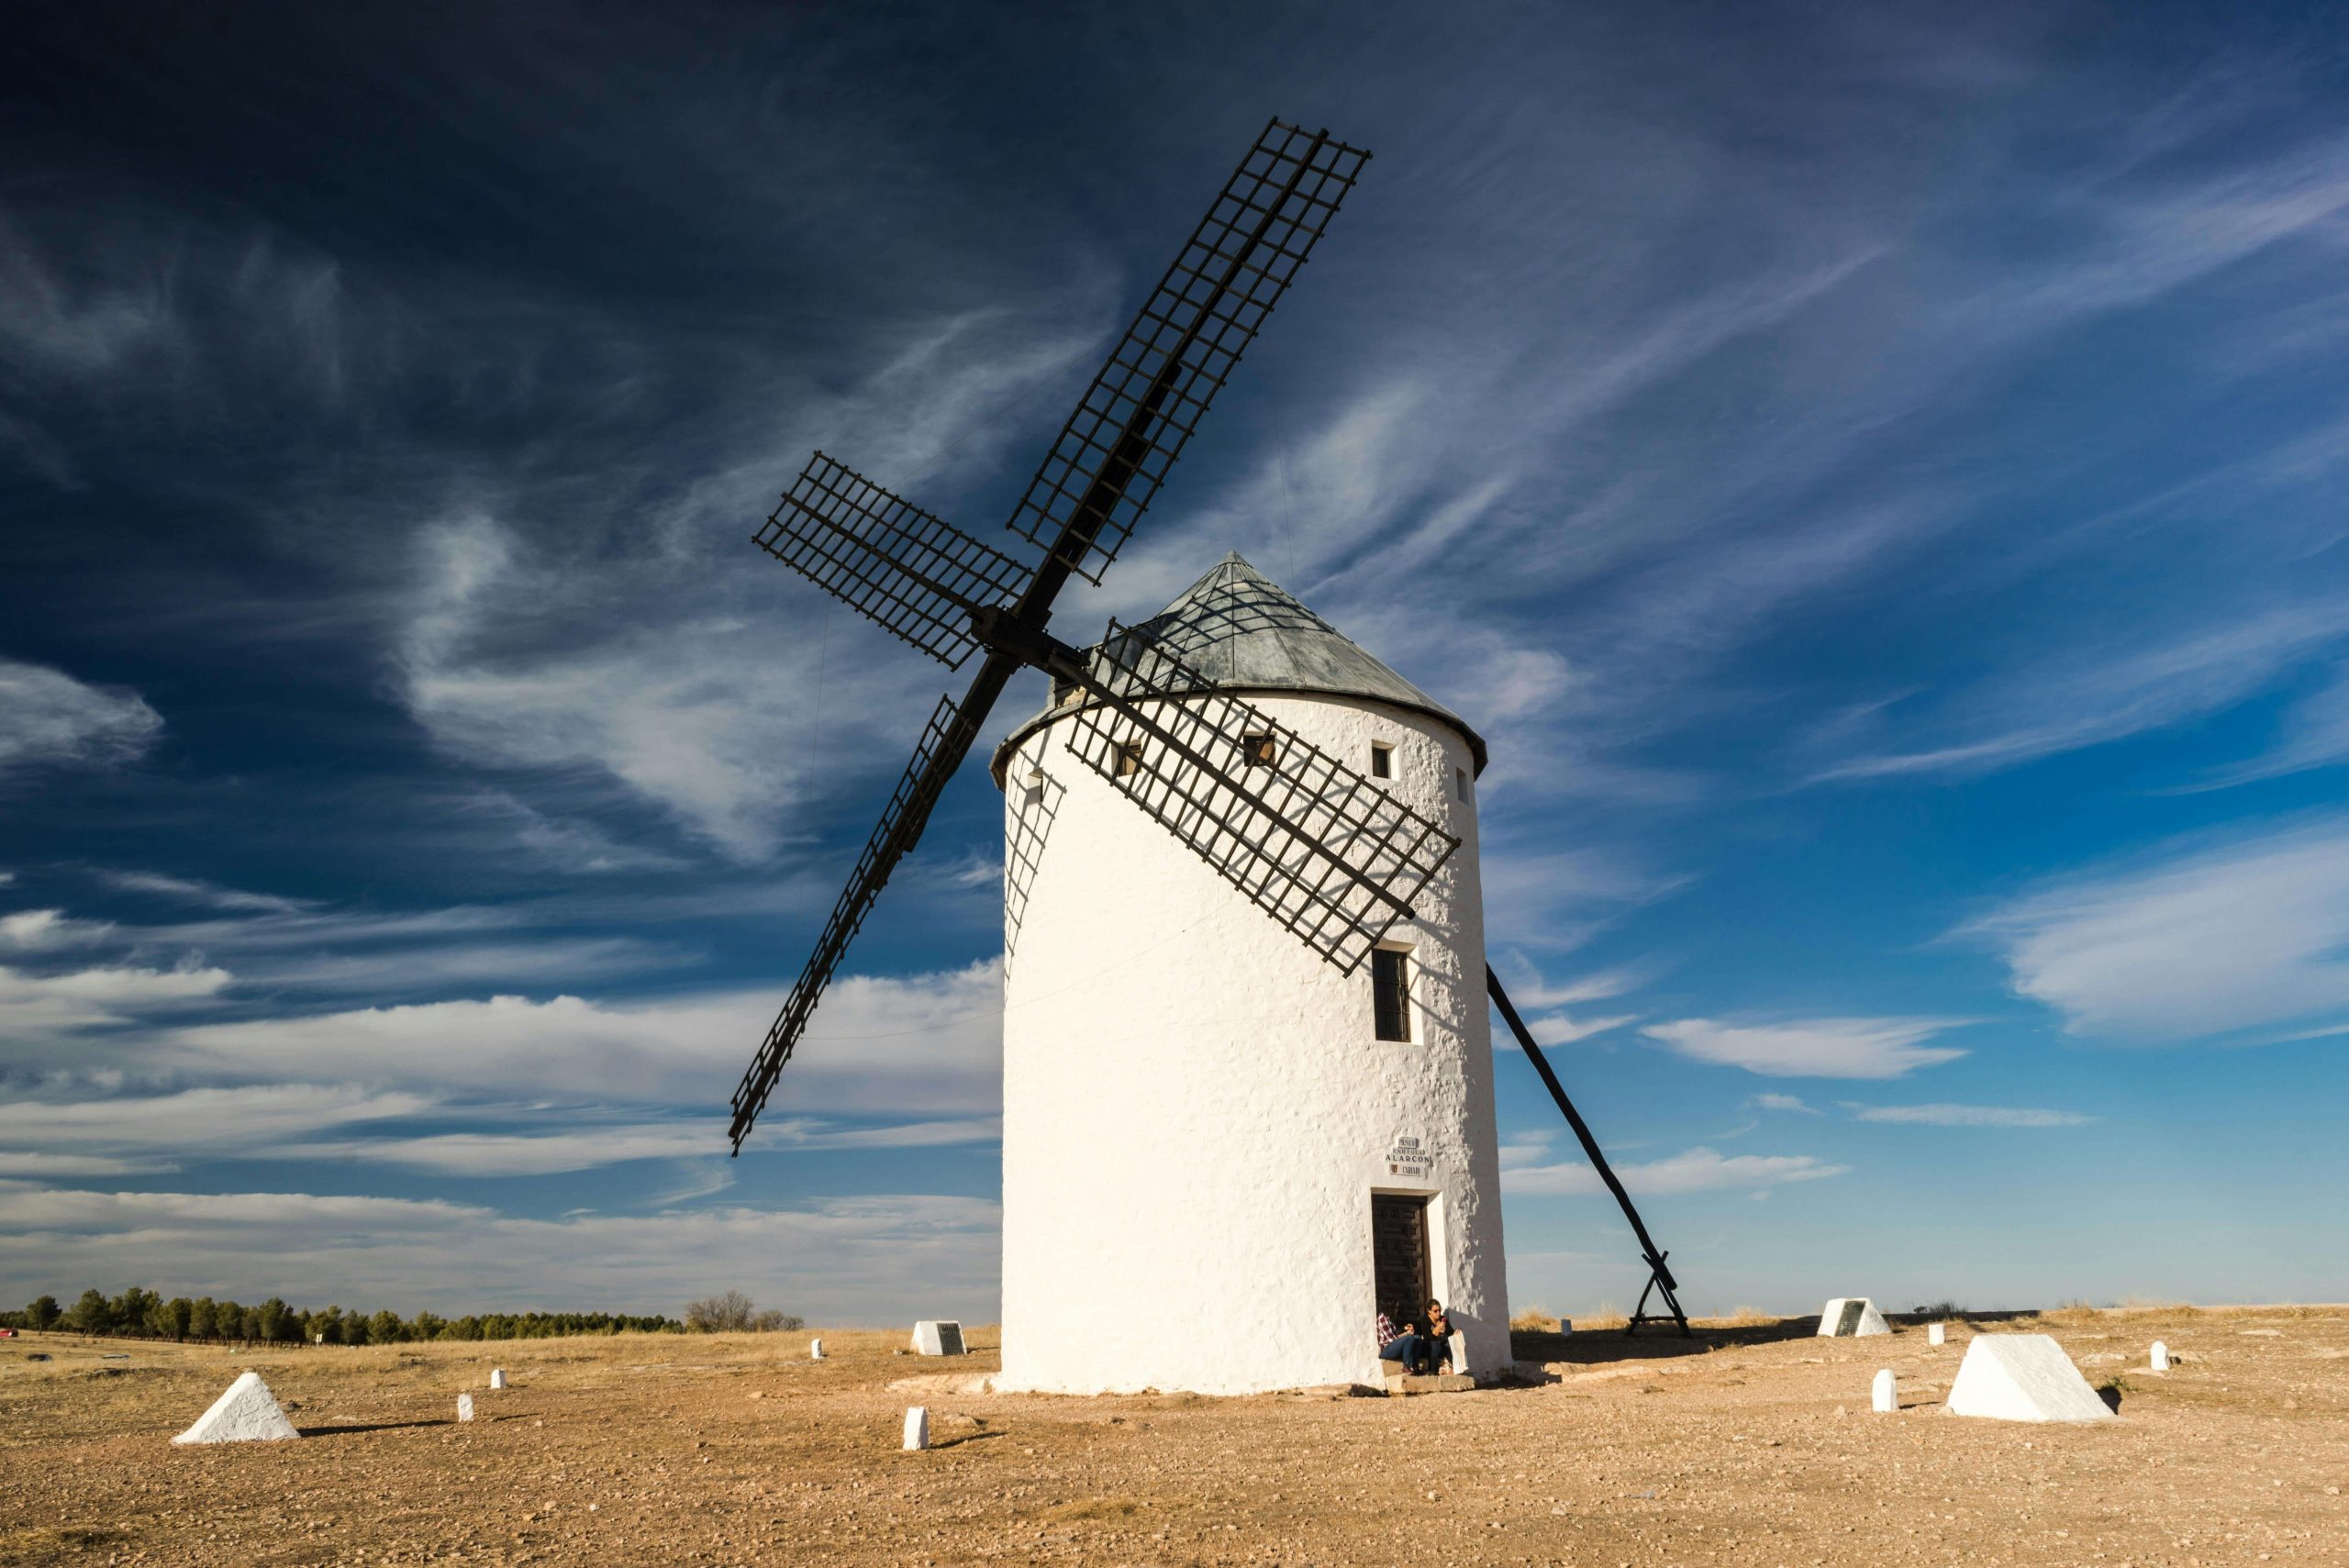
[1698,1305,1778,1329]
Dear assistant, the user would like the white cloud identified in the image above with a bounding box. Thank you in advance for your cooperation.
[0,1152,175,1177]
[1493,962,1650,1009]
[95,871,316,914]
[1809,603,2348,784]
[0,1084,431,1154]
[149,960,1002,1112]
[277,1114,1001,1176]
[1523,1011,1638,1048]
[0,961,231,1034]
[1751,1093,1820,1113]
[1970,817,2349,1041]
[1502,1144,1848,1196]
[1848,1103,2091,1127]
[0,659,162,774]
[0,1184,1002,1323]
[1643,1017,1968,1078]
[0,909,116,951]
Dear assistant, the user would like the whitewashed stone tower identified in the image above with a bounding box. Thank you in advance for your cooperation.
[990,553,1510,1395]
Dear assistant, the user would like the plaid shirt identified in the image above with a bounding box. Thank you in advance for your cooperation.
[1375,1312,1400,1348]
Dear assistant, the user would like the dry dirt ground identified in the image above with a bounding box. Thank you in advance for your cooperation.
[4,1305,2345,1567]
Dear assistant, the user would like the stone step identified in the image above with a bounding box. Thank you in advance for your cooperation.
[1380,1372,1475,1395]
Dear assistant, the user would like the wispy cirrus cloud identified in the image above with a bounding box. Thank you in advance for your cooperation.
[0,1084,431,1162]
[1846,1102,2090,1127]
[0,961,230,1034]
[0,909,116,951]
[1968,816,2349,1042]
[142,959,1002,1112]
[95,870,317,914]
[1807,603,2349,784]
[279,1115,1002,1177]
[1502,1142,1848,1196]
[0,659,161,776]
[1643,1016,1968,1078]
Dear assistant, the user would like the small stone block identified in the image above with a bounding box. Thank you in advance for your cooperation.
[1928,1322,1946,1346]
[488,1369,507,1390]
[1946,1333,2114,1423]
[911,1320,964,1356]
[457,1394,473,1423]
[902,1406,929,1450]
[2150,1340,2169,1372]
[1872,1368,1897,1413]
[1816,1297,1892,1337]
[809,1338,825,1361]
[173,1371,300,1444]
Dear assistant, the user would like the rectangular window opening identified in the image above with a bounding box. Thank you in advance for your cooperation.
[1370,742,1393,779]
[1454,766,1469,802]
[1241,733,1278,768]
[1117,740,1143,777]
[1372,946,1411,1042]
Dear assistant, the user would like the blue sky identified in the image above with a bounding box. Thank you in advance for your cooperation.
[6,0,2349,1323]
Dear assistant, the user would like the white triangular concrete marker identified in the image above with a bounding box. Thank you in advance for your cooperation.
[457,1393,473,1422]
[1946,1334,2113,1423]
[1928,1322,1946,1346]
[1872,1369,1897,1413]
[488,1368,507,1389]
[809,1338,824,1360]
[173,1371,299,1444]
[910,1320,964,1356]
[1817,1297,1891,1337]
[2150,1340,2169,1372]
[902,1406,929,1450]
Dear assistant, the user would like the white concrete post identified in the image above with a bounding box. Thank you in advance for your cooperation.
[489,1368,507,1389]
[457,1393,473,1423]
[901,1407,929,1451]
[1928,1322,1945,1346]
[1872,1369,1897,1414]
[809,1338,824,1361]
[2150,1340,2169,1372]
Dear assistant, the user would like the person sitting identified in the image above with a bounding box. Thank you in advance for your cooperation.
[1375,1307,1422,1374]
[1422,1299,1454,1373]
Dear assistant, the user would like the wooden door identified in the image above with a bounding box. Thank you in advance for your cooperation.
[1370,1193,1432,1320]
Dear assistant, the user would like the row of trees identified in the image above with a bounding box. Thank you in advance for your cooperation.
[684,1289,804,1333]
[6,1287,684,1345]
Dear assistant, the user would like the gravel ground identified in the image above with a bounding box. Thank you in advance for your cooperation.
[3,1305,2344,1566]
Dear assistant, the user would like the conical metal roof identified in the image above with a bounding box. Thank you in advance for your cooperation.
[990,551,1486,784]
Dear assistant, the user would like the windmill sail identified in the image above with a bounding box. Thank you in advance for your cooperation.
[729,680,1003,1151]
[754,452,1033,669]
[1006,119,1370,585]
[1063,620,1460,973]
[729,121,1367,1152]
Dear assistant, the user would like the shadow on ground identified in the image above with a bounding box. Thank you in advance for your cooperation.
[1509,1310,2047,1366]
[295,1419,453,1438]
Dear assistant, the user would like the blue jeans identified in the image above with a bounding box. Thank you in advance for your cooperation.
[1380,1335,1432,1373]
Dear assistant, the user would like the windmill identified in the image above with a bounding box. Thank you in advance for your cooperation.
[729,118,1690,1351]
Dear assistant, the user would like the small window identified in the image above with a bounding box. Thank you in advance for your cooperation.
[1372,947,1411,1042]
[1117,740,1143,777]
[1022,783,1044,810]
[1241,733,1277,768]
[1370,743,1393,779]
[1454,766,1469,802]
